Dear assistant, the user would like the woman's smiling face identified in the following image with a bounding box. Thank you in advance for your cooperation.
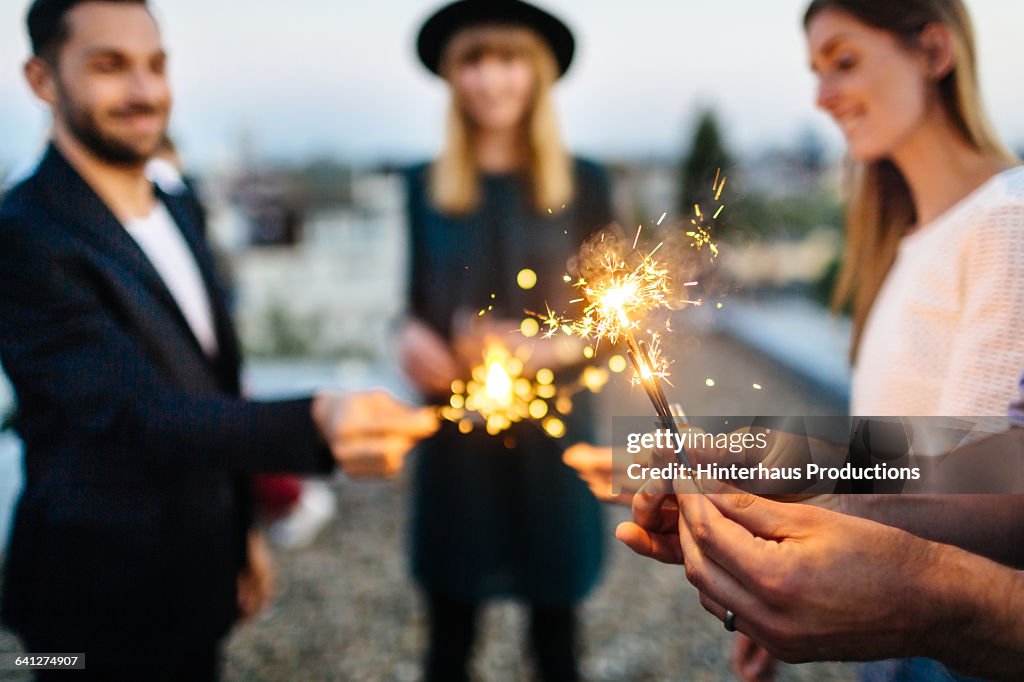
[807,9,935,162]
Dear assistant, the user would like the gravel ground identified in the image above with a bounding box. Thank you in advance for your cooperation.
[1,330,857,681]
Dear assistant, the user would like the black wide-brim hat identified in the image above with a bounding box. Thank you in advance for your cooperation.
[416,0,575,78]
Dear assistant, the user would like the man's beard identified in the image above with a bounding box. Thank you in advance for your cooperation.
[59,89,166,168]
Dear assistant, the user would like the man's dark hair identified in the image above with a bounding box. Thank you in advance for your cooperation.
[27,0,148,62]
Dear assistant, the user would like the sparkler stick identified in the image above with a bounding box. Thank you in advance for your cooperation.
[637,339,674,420]
[626,339,701,490]
[624,339,670,424]
[626,348,673,429]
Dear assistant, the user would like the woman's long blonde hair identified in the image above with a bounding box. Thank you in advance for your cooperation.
[804,0,1018,360]
[430,24,573,216]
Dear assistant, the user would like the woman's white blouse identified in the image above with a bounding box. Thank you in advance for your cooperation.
[852,167,1024,417]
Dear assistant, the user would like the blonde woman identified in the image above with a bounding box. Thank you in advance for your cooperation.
[566,0,1023,679]
[397,2,611,680]
[730,0,1024,679]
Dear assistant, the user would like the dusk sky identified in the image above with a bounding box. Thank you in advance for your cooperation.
[1,0,1023,172]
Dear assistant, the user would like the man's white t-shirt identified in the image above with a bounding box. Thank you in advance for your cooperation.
[124,203,219,357]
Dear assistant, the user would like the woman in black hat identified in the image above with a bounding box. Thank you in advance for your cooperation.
[397,2,610,680]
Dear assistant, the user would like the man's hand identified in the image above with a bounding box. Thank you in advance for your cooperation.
[237,529,275,623]
[619,492,947,664]
[398,319,460,397]
[312,389,438,479]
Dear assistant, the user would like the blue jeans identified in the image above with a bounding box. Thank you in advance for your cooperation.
[860,658,985,682]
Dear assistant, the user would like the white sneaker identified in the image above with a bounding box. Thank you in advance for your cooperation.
[265,480,337,550]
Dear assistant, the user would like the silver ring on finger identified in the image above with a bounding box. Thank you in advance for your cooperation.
[724,609,737,632]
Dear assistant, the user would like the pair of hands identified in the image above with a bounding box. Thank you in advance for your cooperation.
[562,437,954,679]
[312,389,438,479]
[561,439,788,681]
[617,488,954,675]
[398,317,582,397]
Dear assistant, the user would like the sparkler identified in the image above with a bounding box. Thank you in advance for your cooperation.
[440,264,615,438]
[533,171,729,485]
[535,242,697,471]
[439,341,586,439]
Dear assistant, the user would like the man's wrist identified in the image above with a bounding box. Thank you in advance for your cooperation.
[911,539,972,661]
[914,540,1022,677]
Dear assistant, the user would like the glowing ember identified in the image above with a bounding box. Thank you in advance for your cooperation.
[485,356,513,402]
[441,342,580,438]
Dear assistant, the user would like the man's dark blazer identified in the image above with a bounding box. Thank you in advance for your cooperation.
[0,145,333,661]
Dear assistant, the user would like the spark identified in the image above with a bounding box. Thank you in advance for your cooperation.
[441,343,565,437]
[517,269,538,290]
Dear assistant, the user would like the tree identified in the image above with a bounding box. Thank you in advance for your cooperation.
[679,108,733,220]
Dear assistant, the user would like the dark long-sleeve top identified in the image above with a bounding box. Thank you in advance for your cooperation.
[405,158,612,604]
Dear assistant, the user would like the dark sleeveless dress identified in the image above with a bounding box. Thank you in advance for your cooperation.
[406,158,611,605]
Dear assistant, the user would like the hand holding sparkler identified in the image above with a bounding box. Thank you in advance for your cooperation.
[312,389,439,479]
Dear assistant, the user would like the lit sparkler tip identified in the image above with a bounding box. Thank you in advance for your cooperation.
[445,342,572,438]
